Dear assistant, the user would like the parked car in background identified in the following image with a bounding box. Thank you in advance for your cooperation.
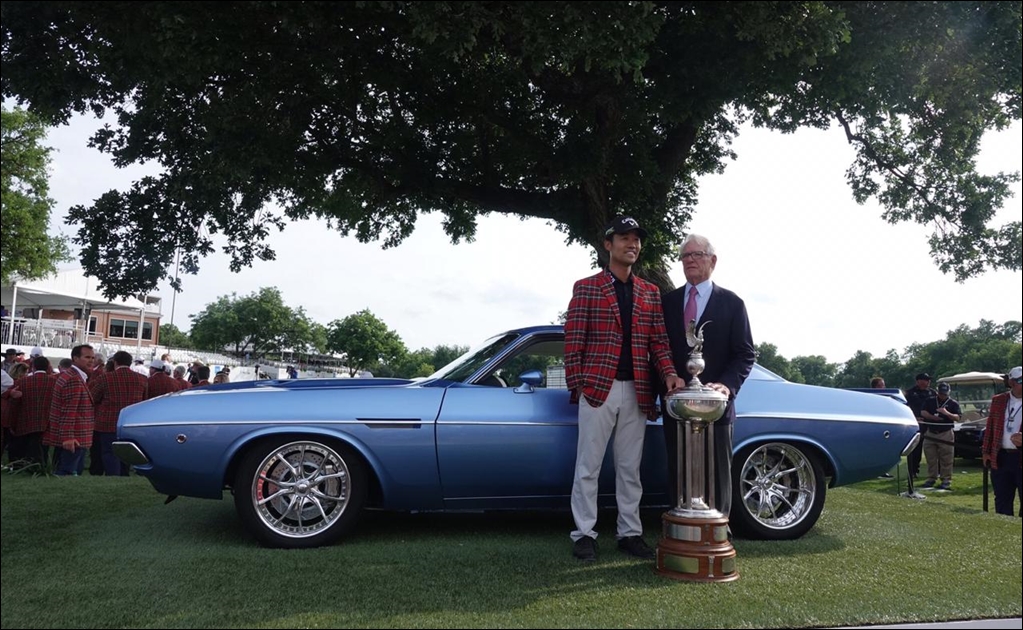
[937,371,1007,460]
[114,326,919,548]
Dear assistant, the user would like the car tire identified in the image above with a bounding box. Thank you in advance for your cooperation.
[234,437,367,548]
[731,441,826,540]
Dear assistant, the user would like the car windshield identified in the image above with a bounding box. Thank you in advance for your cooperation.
[428,332,521,383]
[747,363,785,381]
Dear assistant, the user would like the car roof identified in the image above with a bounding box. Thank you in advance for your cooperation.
[511,325,563,335]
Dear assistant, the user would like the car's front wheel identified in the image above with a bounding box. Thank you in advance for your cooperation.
[234,438,367,548]
[731,441,826,540]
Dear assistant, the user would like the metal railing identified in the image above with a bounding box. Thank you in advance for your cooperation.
[2,317,84,349]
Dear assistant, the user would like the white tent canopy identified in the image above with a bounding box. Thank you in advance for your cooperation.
[2,268,146,313]
[3,269,152,348]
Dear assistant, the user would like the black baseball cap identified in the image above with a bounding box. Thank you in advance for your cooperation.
[915,372,931,381]
[603,216,648,240]
[937,382,950,392]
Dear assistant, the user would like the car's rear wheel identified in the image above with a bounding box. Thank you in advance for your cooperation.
[234,438,367,548]
[731,441,826,540]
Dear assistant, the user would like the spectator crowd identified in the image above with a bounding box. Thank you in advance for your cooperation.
[1,345,219,475]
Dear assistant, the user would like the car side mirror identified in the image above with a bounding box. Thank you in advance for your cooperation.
[515,370,543,394]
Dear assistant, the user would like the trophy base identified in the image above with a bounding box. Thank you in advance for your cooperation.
[655,511,738,582]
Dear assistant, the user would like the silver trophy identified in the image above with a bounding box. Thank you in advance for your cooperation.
[665,320,729,516]
[656,319,737,582]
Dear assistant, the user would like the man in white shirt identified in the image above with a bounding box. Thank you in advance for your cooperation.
[982,366,1023,516]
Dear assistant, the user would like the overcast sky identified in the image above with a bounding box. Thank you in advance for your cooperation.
[43,114,1022,367]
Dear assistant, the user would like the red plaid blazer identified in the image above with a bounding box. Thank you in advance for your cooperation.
[983,392,1022,469]
[147,371,179,399]
[90,367,149,433]
[565,270,677,415]
[9,371,58,436]
[46,369,95,447]
[1,385,13,429]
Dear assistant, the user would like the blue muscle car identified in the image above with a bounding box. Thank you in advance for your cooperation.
[114,326,919,548]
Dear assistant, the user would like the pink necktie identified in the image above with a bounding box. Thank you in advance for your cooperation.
[684,285,698,329]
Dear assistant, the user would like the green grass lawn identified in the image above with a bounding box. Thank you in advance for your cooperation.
[1,460,1020,629]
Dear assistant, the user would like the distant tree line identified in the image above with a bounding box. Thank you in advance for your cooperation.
[755,320,1022,389]
[165,286,466,378]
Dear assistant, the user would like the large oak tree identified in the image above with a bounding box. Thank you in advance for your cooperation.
[2,1,1019,297]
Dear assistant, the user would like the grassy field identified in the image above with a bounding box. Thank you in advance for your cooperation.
[1,460,1020,629]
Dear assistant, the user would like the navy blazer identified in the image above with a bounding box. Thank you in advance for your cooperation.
[661,282,756,402]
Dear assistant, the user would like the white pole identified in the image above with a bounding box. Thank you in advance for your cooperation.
[7,285,18,345]
[136,296,146,358]
[170,248,180,326]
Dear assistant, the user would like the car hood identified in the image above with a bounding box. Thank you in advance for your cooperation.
[188,377,417,392]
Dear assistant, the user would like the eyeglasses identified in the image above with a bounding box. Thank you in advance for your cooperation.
[680,250,708,261]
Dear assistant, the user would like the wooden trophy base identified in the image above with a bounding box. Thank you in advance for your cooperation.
[655,511,738,582]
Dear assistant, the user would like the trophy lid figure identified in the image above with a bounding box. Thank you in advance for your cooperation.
[684,320,712,387]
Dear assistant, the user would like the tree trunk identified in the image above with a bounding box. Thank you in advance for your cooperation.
[577,184,677,295]
[635,258,676,295]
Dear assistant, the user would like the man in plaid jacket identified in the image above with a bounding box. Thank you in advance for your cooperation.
[90,350,149,476]
[147,359,180,398]
[982,366,1023,516]
[7,356,57,468]
[565,216,683,562]
[45,344,97,476]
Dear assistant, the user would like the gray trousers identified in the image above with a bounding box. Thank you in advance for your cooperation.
[924,429,955,483]
[570,380,647,542]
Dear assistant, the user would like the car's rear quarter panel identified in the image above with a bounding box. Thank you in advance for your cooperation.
[118,385,447,506]
[734,379,918,485]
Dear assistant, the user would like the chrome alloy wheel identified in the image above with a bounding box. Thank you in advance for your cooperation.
[251,441,352,539]
[737,442,818,531]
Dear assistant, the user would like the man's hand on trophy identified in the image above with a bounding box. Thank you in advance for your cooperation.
[707,382,731,398]
[664,375,684,393]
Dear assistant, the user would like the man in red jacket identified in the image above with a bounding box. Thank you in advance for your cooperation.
[147,359,179,398]
[46,344,96,476]
[982,366,1023,516]
[565,216,683,562]
[90,350,149,476]
[7,355,57,468]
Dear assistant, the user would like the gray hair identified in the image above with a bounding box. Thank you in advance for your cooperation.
[173,365,187,378]
[679,233,716,258]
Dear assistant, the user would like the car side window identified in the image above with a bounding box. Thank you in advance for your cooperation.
[477,339,567,389]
